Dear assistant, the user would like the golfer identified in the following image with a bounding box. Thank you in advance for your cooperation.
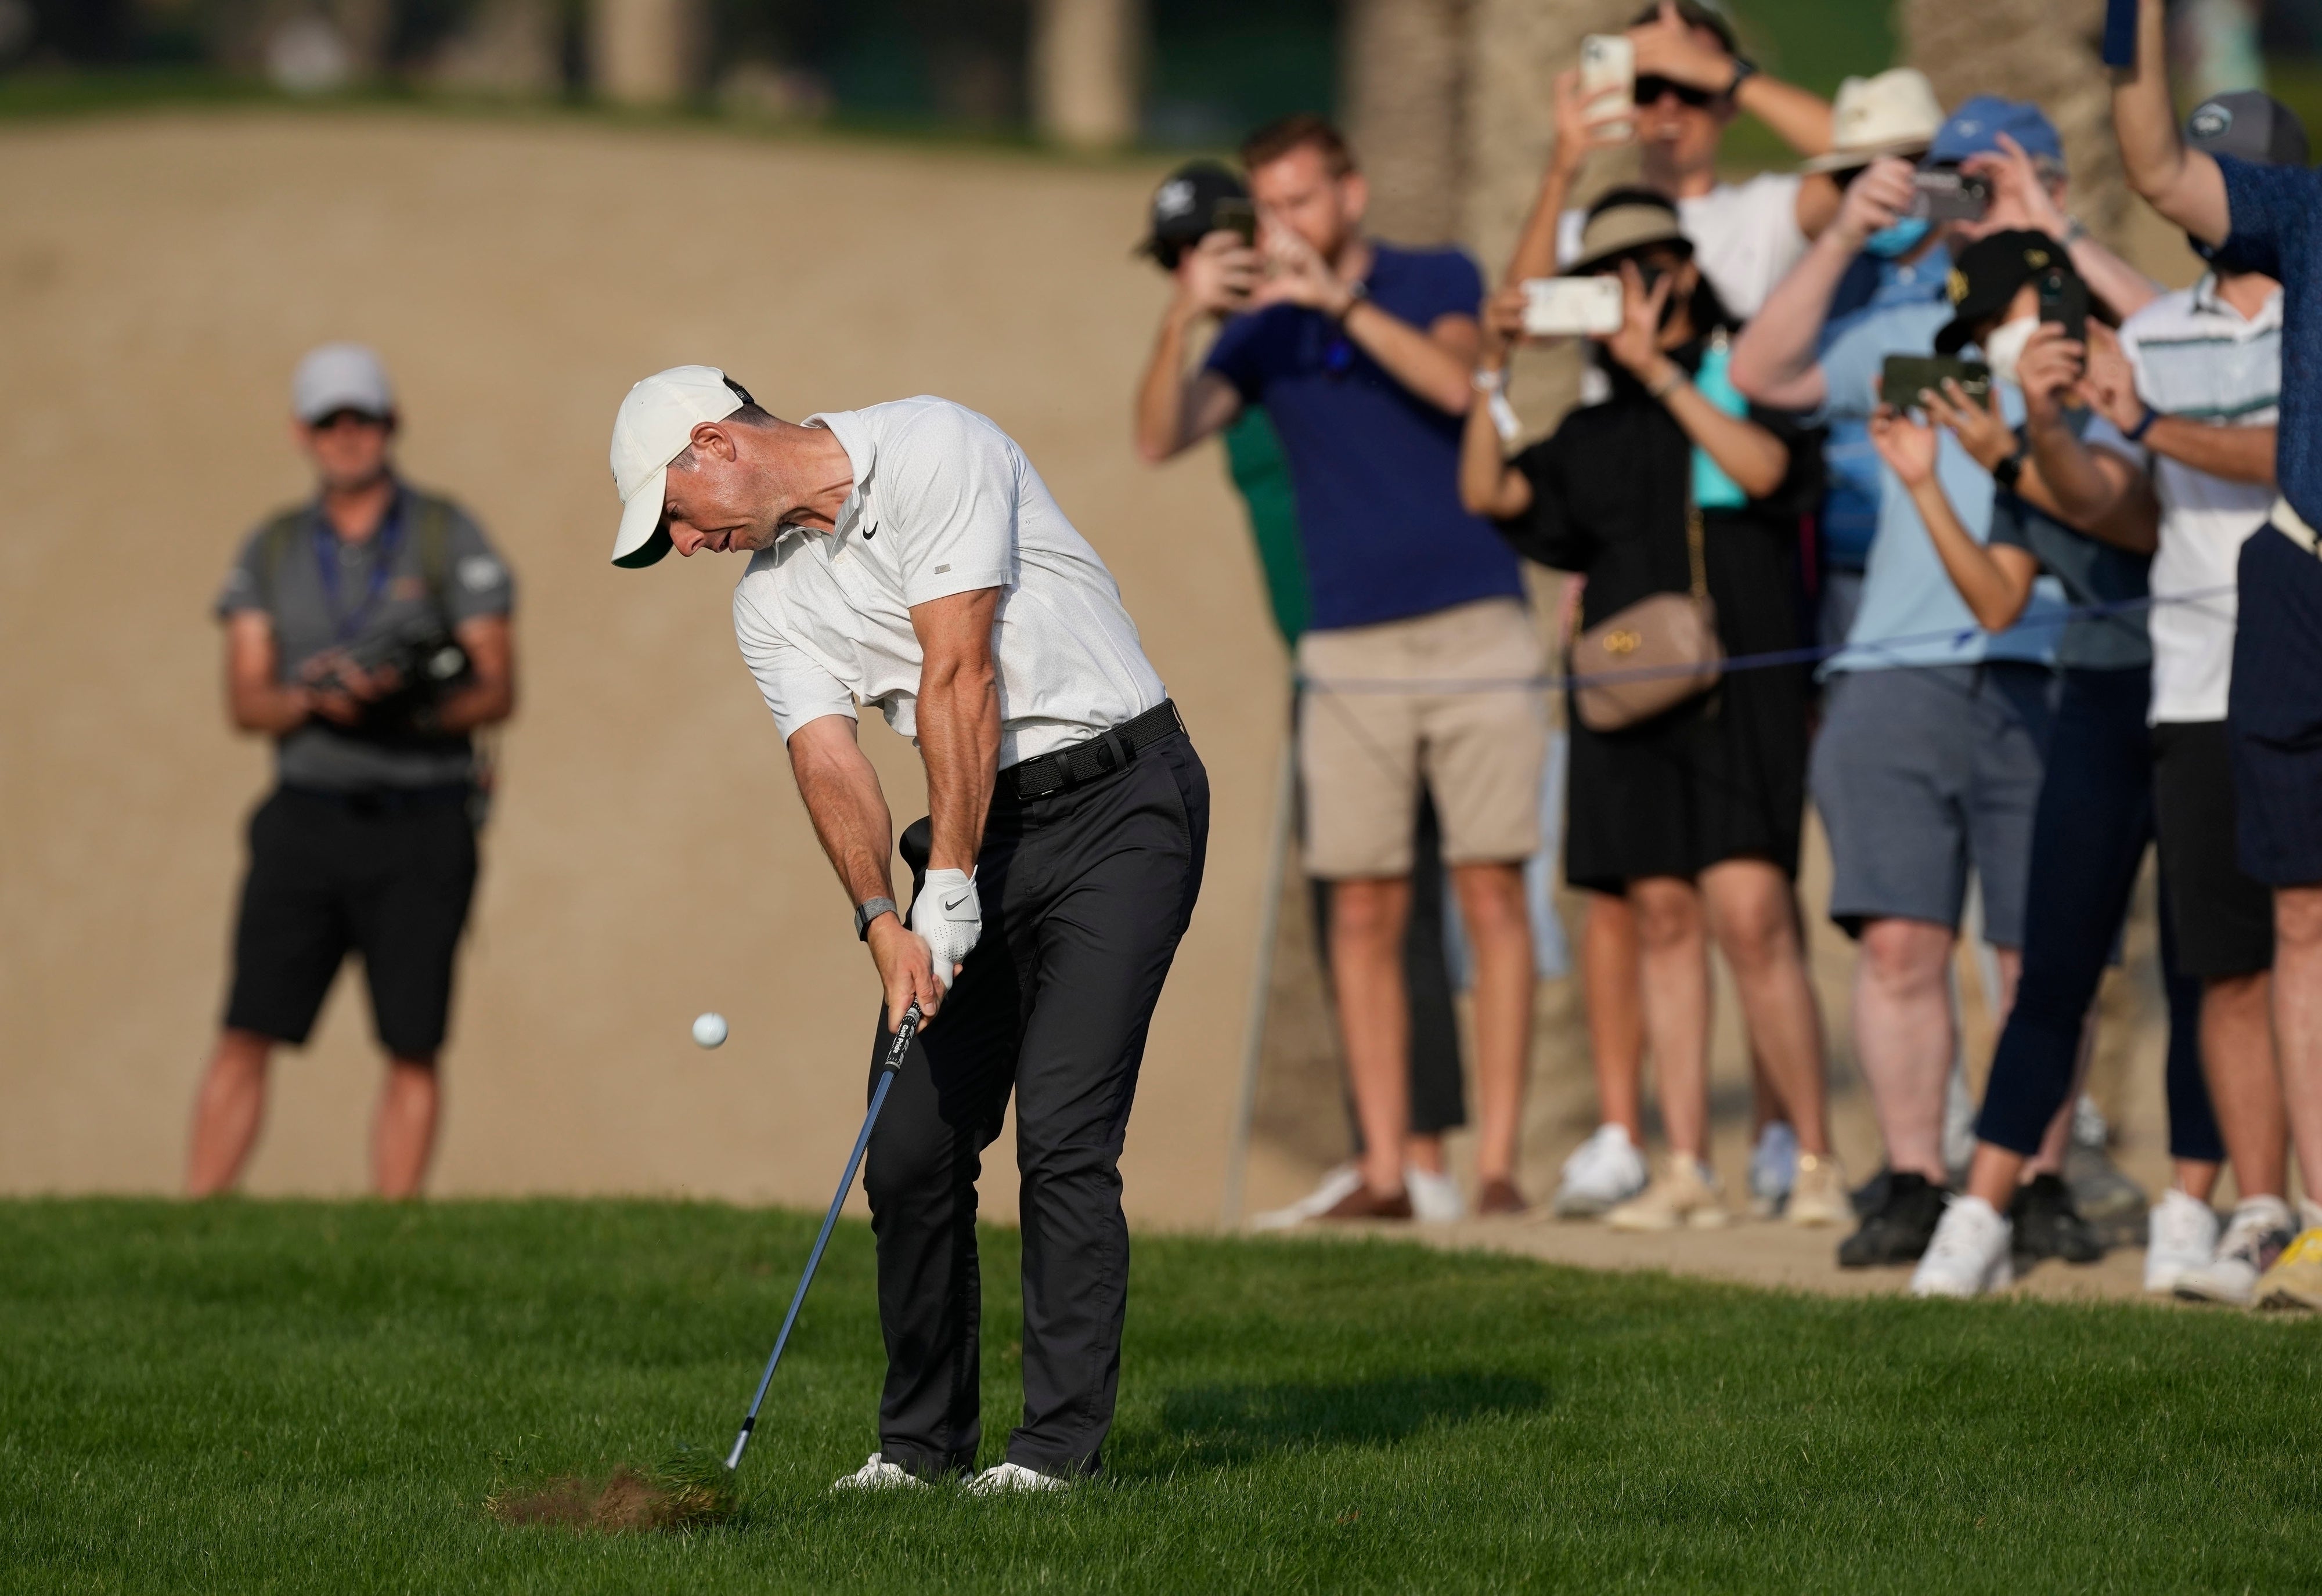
[606,369,1209,1492]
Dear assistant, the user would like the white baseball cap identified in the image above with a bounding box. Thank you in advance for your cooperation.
[608,364,749,568]
[293,342,395,423]
[1801,69,1945,173]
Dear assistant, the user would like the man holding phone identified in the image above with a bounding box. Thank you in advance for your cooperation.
[1135,114,1545,1221]
[1730,98,2158,1270]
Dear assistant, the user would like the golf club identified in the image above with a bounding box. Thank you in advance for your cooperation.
[723,999,922,1473]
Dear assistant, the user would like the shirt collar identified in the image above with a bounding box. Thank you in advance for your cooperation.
[307,476,405,547]
[792,411,871,542]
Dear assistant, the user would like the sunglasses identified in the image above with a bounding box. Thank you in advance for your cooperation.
[1634,75,1718,109]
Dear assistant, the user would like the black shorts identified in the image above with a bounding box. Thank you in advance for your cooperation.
[2152,721,2274,979]
[2227,523,2322,886]
[223,786,478,1059]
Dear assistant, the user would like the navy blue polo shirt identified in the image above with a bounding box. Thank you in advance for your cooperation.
[1203,243,1523,631]
[2216,156,2322,525]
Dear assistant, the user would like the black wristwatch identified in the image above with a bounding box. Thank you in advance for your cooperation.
[2126,405,2160,442]
[1993,447,2028,492]
[1725,56,1758,98]
[854,896,897,941]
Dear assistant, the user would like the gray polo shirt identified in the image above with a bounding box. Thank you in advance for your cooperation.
[215,483,514,792]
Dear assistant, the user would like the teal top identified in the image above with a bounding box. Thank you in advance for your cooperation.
[1220,407,1310,646]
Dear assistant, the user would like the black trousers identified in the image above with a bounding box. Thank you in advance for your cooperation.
[864,730,1209,1480]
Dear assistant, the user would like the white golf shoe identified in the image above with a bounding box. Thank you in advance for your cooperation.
[2177,1196,2295,1306]
[967,1461,1072,1496]
[1407,1165,1466,1224]
[1552,1124,1648,1219]
[2143,1187,2221,1295]
[1248,1164,1364,1231]
[830,1453,926,1492]
[1909,1196,2014,1298]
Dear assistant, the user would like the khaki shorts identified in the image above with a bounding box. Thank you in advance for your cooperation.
[1297,597,1548,879]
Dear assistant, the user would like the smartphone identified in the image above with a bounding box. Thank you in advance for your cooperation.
[1909,168,1991,223]
[1523,276,1625,337]
[1579,35,1635,142]
[2036,268,2088,347]
[1211,196,1257,247]
[1880,354,1993,409]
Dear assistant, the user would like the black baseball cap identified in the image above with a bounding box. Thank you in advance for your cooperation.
[1138,161,1250,269]
[1935,230,2072,353]
[2185,91,2310,167]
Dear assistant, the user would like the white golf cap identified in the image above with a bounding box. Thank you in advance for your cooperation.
[608,364,749,568]
[293,342,394,423]
[1801,69,1945,173]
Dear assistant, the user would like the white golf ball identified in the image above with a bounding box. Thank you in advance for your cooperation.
[691,1012,728,1049]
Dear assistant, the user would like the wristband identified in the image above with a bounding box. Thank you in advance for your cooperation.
[1472,367,1506,395]
[2061,216,2090,247]
[1724,56,1758,98]
[854,896,897,941]
[1647,366,1685,402]
[1993,448,2027,492]
[2125,404,2159,442]
[1333,279,1369,322]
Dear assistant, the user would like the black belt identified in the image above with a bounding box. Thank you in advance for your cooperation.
[1002,700,1184,801]
[279,783,471,815]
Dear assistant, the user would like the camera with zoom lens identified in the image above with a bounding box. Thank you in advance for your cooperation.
[312,616,473,736]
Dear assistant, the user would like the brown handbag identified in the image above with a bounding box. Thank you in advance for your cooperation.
[1570,507,1723,732]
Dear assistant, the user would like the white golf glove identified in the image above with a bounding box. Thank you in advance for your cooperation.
[910,868,982,990]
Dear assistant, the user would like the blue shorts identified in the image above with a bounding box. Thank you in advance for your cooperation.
[1811,662,2057,945]
[2228,523,2322,887]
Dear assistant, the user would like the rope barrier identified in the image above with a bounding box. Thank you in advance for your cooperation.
[1296,585,2237,697]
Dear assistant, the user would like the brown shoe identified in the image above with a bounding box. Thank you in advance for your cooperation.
[1318,1183,1414,1221]
[1476,1178,1528,1216]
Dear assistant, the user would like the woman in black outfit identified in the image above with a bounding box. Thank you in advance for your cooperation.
[1459,191,1844,1230]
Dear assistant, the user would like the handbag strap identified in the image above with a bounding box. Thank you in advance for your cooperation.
[1686,505,1707,605]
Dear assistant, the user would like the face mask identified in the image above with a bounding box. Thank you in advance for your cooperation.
[1981,314,2039,388]
[1863,216,1931,258]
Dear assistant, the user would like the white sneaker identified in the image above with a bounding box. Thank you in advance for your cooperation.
[2143,1188,2221,1295]
[830,1453,926,1491]
[966,1461,1071,1496]
[1407,1164,1466,1224]
[2177,1196,2295,1306]
[1249,1164,1363,1231]
[1552,1124,1648,1218]
[1909,1196,2014,1298]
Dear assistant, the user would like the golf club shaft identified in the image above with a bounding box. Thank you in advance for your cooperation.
[725,1001,921,1472]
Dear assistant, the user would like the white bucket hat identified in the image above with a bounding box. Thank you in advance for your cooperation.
[1801,69,1945,173]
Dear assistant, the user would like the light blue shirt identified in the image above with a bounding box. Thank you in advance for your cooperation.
[1812,299,2065,673]
[1818,248,1953,568]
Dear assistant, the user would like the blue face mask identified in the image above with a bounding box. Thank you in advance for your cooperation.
[1863,216,1931,259]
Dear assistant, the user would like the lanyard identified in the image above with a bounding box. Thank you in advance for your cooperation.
[313,493,406,645]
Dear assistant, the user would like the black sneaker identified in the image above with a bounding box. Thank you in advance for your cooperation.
[1837,1172,1948,1268]
[2009,1173,2104,1264]
[1851,1165,1892,1220]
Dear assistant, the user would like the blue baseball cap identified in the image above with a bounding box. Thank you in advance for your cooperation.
[1926,95,2064,168]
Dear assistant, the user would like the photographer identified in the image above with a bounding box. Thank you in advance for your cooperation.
[1133,161,1475,1225]
[1730,100,2156,1271]
[187,345,515,1198]
[1135,115,1544,1220]
[1863,236,2227,1298]
[2113,0,2322,1310]
[1461,193,1844,1232]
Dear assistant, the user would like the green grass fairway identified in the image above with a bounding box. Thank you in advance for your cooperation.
[5,1200,2317,1593]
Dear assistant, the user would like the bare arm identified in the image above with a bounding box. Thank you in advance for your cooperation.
[787,713,946,1028]
[1735,73,1834,160]
[2011,326,2159,553]
[223,612,316,734]
[1870,408,2039,631]
[2143,420,2276,486]
[431,615,515,735]
[909,586,1002,876]
[1461,295,1535,519]
[1133,233,1256,463]
[2114,0,2231,245]
[1343,305,1480,416]
[1730,158,1917,413]
[1503,69,1632,288]
[1630,1,1831,157]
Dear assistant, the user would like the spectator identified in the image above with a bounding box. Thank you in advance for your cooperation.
[1135,115,1544,1219]
[2114,0,2322,1311]
[1461,193,1847,1230]
[1730,100,2157,1269]
[187,345,516,1198]
[1132,160,1474,1223]
[1499,2,1841,1221]
[1798,69,1949,651]
[1856,236,2222,1297]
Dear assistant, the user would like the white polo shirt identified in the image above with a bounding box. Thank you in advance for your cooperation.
[731,396,1166,767]
[2119,276,2281,724]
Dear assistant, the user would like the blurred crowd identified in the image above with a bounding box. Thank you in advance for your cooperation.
[1135,0,2322,1311]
